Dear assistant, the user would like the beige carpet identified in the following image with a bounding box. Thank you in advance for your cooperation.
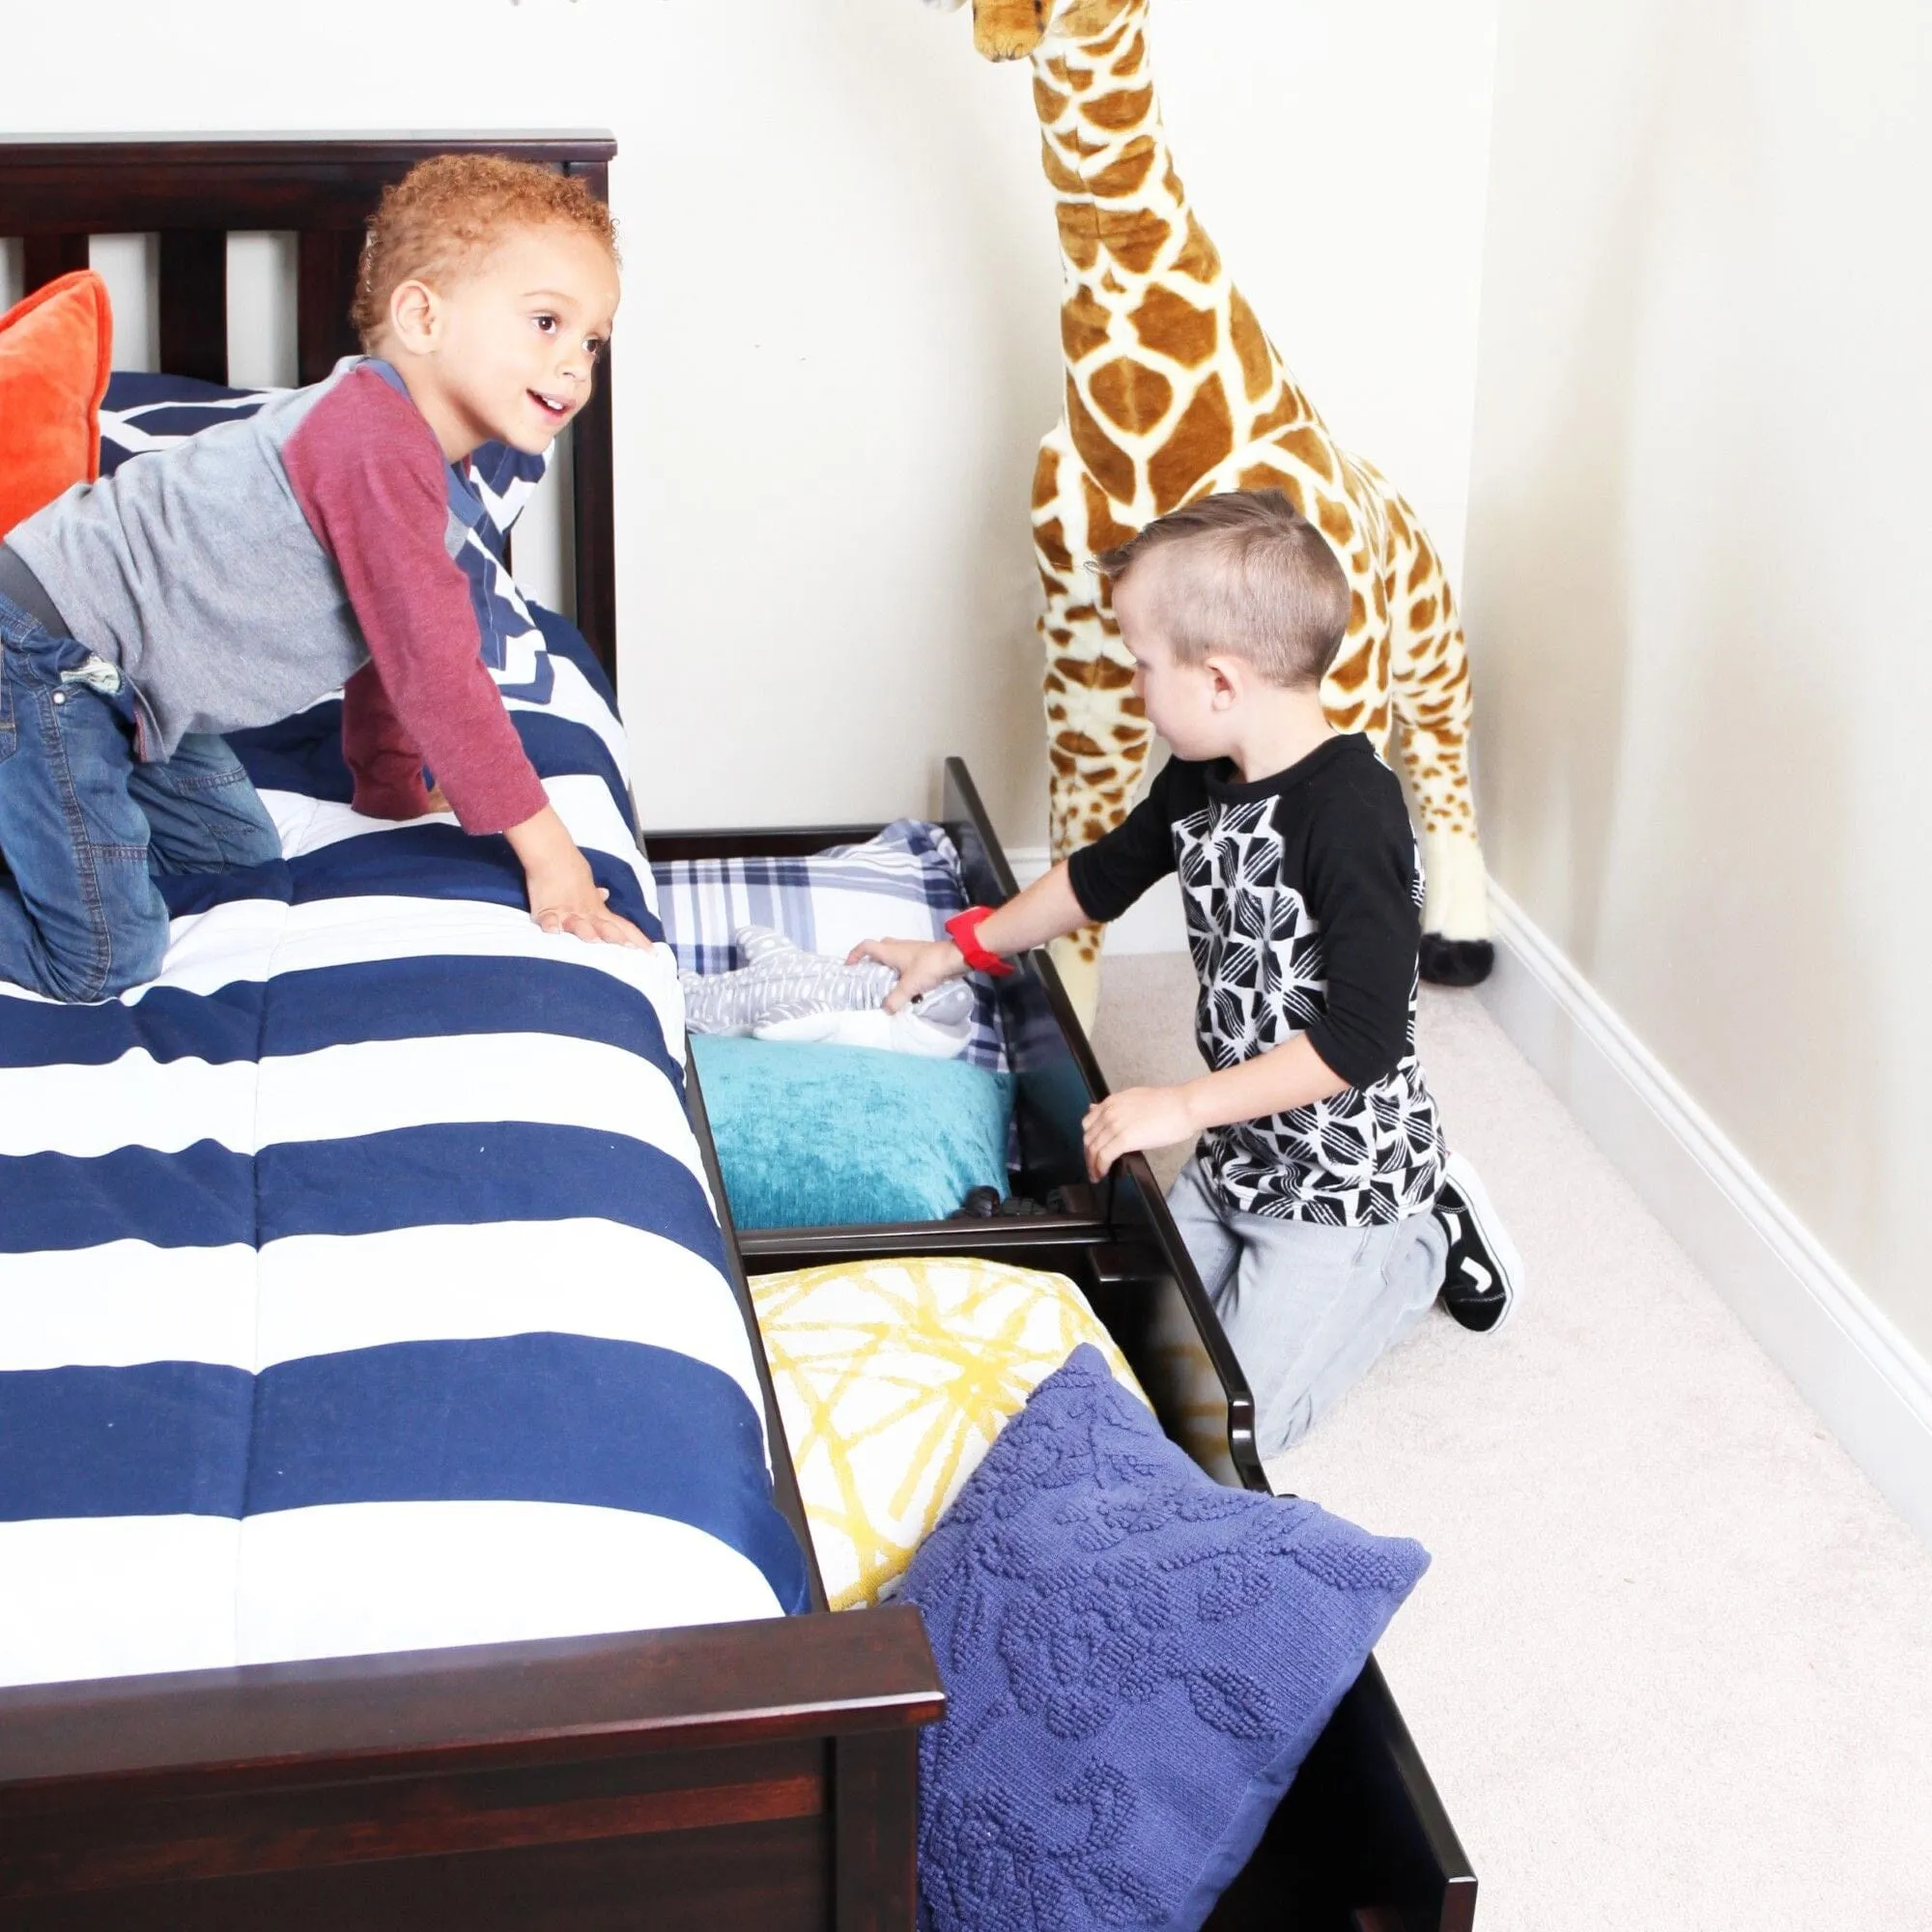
[1091,955,1932,1932]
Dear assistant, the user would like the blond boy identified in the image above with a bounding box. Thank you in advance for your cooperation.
[855,492,1521,1454]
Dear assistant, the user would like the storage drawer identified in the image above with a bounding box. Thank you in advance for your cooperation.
[652,757,1478,1932]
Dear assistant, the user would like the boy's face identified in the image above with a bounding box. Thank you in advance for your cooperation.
[1112,554,1239,763]
[386,222,620,459]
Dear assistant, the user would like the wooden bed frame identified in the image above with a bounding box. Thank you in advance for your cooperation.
[0,137,1475,1931]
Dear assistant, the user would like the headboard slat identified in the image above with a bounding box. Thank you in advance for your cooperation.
[158,230,228,385]
[22,234,90,293]
[564,159,617,663]
[297,229,362,384]
[572,370,617,662]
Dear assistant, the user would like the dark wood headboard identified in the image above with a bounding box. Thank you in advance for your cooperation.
[0,134,619,678]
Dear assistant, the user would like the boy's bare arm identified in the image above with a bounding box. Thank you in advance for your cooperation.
[846,861,1089,1010]
[505,804,652,950]
[1081,1035,1350,1181]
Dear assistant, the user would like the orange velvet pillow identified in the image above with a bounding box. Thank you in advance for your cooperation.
[0,269,113,540]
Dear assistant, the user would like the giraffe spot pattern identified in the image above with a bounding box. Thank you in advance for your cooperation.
[1236,464,1304,515]
[1083,475,1138,552]
[1095,205,1173,274]
[1149,372,1234,515]
[1090,136,1158,199]
[1057,200,1101,271]
[1083,84,1153,132]
[1326,645,1370,696]
[1174,213,1221,283]
[1249,390,1308,439]
[1090,355,1174,435]
[1034,75,1069,123]
[1065,376,1138,502]
[1062,287,1113,363]
[1059,655,1134,692]
[1317,495,1355,553]
[1033,444,1062,509]
[1278,425,1336,484]
[1228,287,1273,405]
[1040,137,1086,196]
[1130,285,1218,367]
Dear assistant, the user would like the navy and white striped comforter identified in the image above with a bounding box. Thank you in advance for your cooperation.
[0,609,810,1690]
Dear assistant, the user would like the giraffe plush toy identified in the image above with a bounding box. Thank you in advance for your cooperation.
[926,0,1494,1021]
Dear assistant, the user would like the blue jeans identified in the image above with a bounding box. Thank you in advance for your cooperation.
[0,591,282,1001]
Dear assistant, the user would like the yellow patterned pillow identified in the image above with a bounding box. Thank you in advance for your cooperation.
[751,1256,1148,1611]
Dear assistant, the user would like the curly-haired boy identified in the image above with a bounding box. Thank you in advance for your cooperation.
[0,154,640,1001]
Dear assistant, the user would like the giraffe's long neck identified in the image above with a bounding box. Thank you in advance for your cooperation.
[1032,7,1193,315]
[1031,4,1324,522]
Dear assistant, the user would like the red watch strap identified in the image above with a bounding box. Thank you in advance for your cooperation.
[946,905,1015,978]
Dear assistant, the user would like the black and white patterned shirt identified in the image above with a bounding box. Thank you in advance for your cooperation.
[1068,736,1445,1226]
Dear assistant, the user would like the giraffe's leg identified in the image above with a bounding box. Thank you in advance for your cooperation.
[1379,488,1493,986]
[1042,593,1149,1029]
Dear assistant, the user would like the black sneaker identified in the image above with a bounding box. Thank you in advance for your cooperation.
[1433,1152,1523,1333]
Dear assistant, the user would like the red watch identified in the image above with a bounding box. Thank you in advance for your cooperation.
[945,905,1015,978]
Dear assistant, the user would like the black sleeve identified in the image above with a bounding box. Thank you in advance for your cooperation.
[1065,760,1180,923]
[1301,782,1421,1091]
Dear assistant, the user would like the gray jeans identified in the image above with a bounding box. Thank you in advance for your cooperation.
[1166,1157,1448,1459]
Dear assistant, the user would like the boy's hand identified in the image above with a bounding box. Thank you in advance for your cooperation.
[1083,1085,1198,1180]
[527,861,653,951]
[506,803,651,951]
[846,937,966,1012]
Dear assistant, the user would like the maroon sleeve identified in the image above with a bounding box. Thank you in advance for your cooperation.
[340,662,433,820]
[283,369,549,836]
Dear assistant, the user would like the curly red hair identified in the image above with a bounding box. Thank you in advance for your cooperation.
[353,154,619,350]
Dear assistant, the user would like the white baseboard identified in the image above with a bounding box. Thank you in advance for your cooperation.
[1483,879,1932,1546]
[1005,847,1189,954]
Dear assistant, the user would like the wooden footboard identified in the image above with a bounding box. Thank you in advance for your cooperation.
[0,1609,941,1932]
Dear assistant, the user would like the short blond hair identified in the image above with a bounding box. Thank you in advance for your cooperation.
[353,153,619,351]
[1094,490,1352,689]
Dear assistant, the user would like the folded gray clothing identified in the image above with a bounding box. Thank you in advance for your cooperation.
[681,924,973,1037]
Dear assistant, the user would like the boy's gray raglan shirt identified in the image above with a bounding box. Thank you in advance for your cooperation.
[4,356,547,835]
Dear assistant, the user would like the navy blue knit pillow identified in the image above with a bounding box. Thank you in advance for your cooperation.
[900,1346,1430,1932]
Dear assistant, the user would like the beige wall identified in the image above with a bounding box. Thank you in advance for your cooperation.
[1463,0,1932,1351]
[1,0,1499,849]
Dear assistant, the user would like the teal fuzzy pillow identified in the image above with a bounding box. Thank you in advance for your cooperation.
[689,1037,1015,1231]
